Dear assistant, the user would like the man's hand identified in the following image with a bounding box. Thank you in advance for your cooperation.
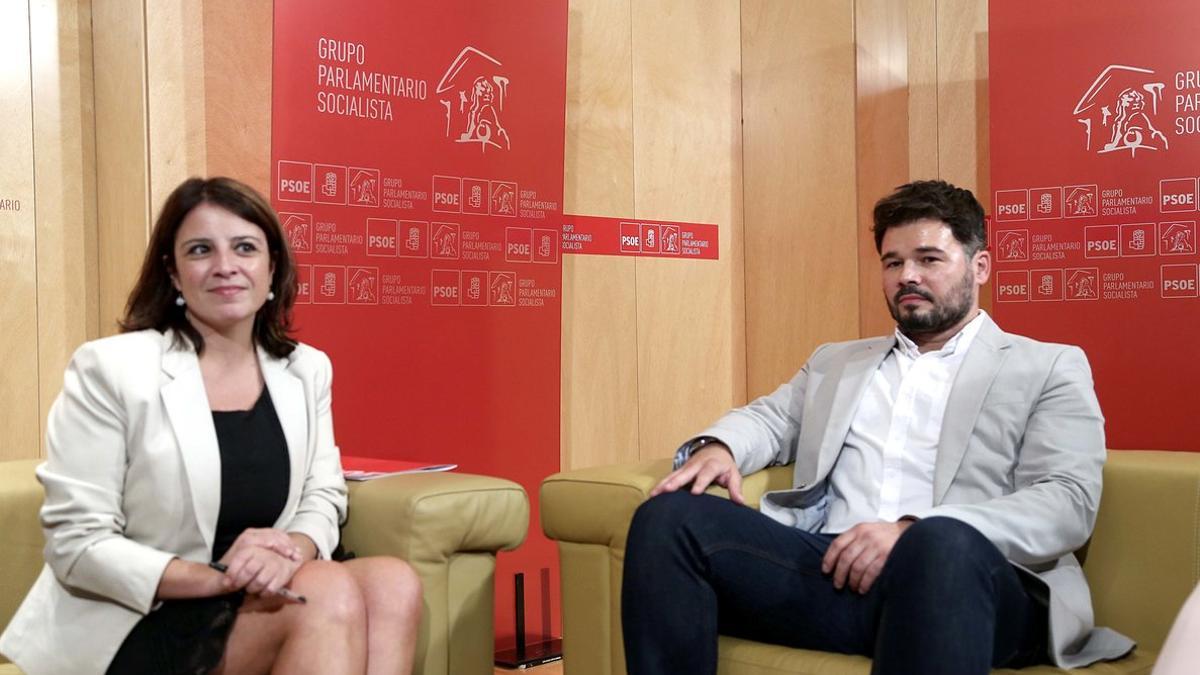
[821,520,914,594]
[649,444,745,505]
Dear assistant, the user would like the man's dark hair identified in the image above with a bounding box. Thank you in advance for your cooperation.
[872,180,986,256]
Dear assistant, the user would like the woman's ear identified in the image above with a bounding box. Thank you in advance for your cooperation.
[164,254,181,291]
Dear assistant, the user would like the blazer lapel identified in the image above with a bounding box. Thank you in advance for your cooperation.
[160,337,221,553]
[933,316,1011,503]
[259,347,308,513]
[811,339,891,479]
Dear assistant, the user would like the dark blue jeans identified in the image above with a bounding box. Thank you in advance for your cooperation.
[622,492,1047,675]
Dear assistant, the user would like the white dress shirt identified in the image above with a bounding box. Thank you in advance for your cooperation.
[822,311,987,534]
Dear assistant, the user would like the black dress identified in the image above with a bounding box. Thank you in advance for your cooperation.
[106,388,290,675]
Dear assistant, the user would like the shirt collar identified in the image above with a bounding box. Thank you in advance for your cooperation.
[893,310,987,359]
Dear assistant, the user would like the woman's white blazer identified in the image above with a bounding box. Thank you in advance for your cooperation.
[0,329,348,675]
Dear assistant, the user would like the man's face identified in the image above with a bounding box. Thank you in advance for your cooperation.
[879,218,989,336]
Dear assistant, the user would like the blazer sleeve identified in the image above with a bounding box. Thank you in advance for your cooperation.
[912,346,1106,566]
[695,344,828,475]
[285,349,348,560]
[37,343,176,615]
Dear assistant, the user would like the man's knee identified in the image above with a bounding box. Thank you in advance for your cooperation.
[888,517,1001,581]
[632,491,697,528]
[627,492,714,557]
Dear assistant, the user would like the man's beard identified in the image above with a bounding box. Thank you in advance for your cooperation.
[888,266,976,337]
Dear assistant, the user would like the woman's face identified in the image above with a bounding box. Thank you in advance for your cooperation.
[170,202,274,337]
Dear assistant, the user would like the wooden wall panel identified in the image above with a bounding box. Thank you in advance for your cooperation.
[202,0,272,194]
[853,0,991,337]
[907,0,938,180]
[561,0,639,471]
[146,0,207,213]
[93,0,151,335]
[936,0,991,311]
[31,0,99,450]
[742,0,858,399]
[0,0,41,461]
[855,0,909,339]
[632,0,746,459]
[936,0,989,201]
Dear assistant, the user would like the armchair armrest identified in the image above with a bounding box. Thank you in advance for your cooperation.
[0,460,43,670]
[540,460,791,675]
[343,472,529,675]
[541,460,792,547]
[342,472,528,559]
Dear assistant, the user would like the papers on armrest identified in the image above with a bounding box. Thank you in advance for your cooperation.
[341,455,458,481]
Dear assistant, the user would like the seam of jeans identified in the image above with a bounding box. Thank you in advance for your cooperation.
[700,542,826,576]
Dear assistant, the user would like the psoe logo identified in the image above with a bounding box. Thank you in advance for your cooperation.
[996,230,1028,262]
[1159,221,1197,255]
[280,213,312,254]
[436,47,511,152]
[1073,65,1168,157]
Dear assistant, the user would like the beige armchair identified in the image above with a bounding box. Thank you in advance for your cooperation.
[542,450,1200,674]
[0,459,529,675]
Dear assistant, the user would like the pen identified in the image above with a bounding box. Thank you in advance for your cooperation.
[209,561,307,604]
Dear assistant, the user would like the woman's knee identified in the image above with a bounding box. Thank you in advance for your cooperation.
[349,557,423,625]
[292,560,367,627]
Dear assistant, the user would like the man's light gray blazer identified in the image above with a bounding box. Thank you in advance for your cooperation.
[696,315,1134,668]
[0,329,348,675]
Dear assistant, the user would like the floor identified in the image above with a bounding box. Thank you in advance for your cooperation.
[494,659,564,674]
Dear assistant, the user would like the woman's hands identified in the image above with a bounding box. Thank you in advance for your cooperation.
[216,528,305,597]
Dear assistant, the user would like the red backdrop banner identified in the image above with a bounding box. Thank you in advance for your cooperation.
[562,214,720,260]
[271,0,568,644]
[990,0,1200,451]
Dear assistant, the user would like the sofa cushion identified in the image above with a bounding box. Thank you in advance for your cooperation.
[716,637,1158,674]
[1082,450,1200,651]
[0,460,42,668]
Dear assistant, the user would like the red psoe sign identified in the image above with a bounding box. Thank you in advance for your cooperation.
[272,0,568,644]
[990,0,1200,451]
[563,214,720,260]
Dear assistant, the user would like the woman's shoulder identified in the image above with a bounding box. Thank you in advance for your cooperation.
[71,329,169,366]
[283,341,333,375]
[62,330,171,397]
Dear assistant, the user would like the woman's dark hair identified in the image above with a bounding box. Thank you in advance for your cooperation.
[872,180,987,256]
[120,176,298,357]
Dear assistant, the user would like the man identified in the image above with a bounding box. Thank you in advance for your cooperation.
[621,181,1134,674]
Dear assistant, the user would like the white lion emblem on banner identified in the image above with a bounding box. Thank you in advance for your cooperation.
[1074,65,1168,157]
[436,47,512,152]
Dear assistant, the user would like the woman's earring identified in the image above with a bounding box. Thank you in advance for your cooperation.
[267,291,276,301]
[175,294,186,307]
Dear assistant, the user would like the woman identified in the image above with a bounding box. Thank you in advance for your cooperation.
[0,177,421,674]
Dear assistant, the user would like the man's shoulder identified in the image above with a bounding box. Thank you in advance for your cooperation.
[990,325,1084,361]
[985,325,1096,387]
[807,335,893,366]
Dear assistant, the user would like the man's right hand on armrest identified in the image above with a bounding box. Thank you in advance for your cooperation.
[650,443,745,505]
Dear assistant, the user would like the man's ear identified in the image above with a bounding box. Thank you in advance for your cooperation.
[973,248,992,285]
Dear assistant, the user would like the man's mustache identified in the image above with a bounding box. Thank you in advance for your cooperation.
[894,285,934,304]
